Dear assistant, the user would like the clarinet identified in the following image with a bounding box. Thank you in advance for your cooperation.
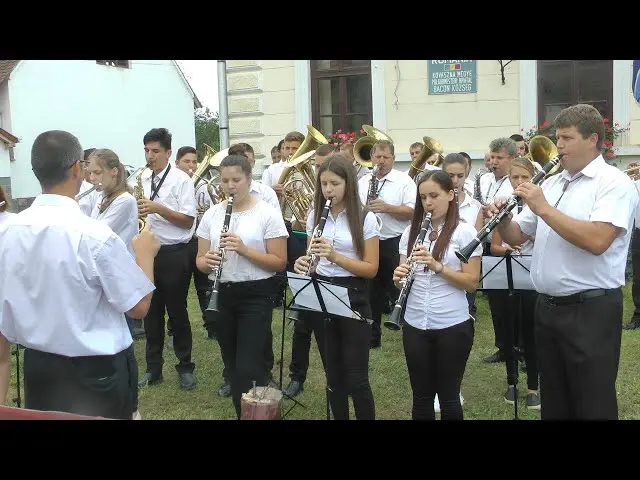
[455,154,563,264]
[305,198,332,275]
[454,186,459,206]
[206,194,235,312]
[367,165,380,202]
[384,212,433,331]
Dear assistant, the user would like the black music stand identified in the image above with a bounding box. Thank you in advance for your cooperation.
[478,252,534,420]
[286,272,370,421]
[274,273,308,420]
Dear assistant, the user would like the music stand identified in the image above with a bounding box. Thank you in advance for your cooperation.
[478,252,534,420]
[286,272,371,421]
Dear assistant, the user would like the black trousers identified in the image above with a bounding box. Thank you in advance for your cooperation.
[402,319,474,420]
[215,277,276,418]
[631,228,640,320]
[483,245,506,352]
[144,243,195,376]
[308,275,375,420]
[504,291,539,391]
[168,237,210,337]
[288,312,314,383]
[535,288,623,420]
[23,347,133,419]
[371,236,401,344]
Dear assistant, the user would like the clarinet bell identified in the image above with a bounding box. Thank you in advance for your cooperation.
[384,305,403,331]
[206,288,220,312]
[455,239,480,264]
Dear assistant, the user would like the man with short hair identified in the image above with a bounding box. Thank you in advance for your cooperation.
[137,128,198,391]
[490,104,638,419]
[0,130,158,419]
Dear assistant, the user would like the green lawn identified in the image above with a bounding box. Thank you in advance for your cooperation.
[4,285,640,420]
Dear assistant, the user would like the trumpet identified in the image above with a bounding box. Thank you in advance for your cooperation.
[75,183,102,201]
[206,194,235,312]
[385,212,433,331]
[455,154,563,264]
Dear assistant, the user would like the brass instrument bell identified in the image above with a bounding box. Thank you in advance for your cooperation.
[353,125,393,169]
[408,136,445,179]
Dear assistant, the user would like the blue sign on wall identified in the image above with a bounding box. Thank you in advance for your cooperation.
[633,60,640,104]
[428,60,477,95]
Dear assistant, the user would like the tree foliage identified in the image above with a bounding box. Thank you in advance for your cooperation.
[194,107,220,162]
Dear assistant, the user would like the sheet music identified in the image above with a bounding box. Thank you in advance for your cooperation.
[481,255,535,291]
[286,272,361,320]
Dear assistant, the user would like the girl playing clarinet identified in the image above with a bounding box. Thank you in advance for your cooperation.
[393,170,482,420]
[490,157,540,410]
[86,149,142,419]
[195,154,288,419]
[294,153,380,420]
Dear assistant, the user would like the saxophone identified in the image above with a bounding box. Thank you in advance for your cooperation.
[473,167,488,205]
[384,212,433,331]
[134,172,147,232]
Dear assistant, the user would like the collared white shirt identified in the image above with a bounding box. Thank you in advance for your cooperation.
[463,177,474,198]
[358,168,417,240]
[250,180,280,211]
[142,163,197,245]
[306,208,380,277]
[479,172,514,242]
[0,194,155,356]
[78,180,99,216]
[262,161,286,188]
[458,193,481,229]
[514,155,639,296]
[399,221,482,330]
[0,211,15,226]
[196,199,289,283]
[91,191,139,258]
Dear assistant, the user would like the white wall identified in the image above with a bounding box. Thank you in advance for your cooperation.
[8,60,197,199]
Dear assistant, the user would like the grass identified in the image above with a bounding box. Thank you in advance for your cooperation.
[4,284,640,420]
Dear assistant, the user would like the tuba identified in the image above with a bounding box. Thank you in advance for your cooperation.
[408,137,445,179]
[353,125,393,169]
[623,162,640,180]
[526,135,562,178]
[278,125,327,223]
[192,145,228,219]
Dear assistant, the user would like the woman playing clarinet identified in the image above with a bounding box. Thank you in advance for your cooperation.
[294,153,380,420]
[393,170,482,420]
[195,154,288,419]
[490,157,540,410]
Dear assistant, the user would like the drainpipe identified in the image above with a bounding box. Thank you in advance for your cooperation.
[217,60,229,149]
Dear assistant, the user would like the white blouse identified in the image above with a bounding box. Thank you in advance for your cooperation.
[399,221,483,330]
[458,193,481,229]
[196,199,289,283]
[0,211,15,226]
[90,192,139,258]
[306,208,380,277]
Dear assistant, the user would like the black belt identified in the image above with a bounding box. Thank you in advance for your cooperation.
[541,288,618,307]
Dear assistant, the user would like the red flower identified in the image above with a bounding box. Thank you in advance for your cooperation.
[606,151,615,159]
[603,118,610,123]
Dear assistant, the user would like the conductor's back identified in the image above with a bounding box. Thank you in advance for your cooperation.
[0,130,160,419]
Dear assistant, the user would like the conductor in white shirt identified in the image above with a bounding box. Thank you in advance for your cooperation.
[0,130,158,419]
[137,128,198,391]
[489,104,639,419]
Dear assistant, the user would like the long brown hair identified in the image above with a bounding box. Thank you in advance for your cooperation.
[88,149,129,213]
[408,170,459,262]
[0,185,9,212]
[313,153,366,259]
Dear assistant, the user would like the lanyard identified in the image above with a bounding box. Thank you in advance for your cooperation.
[150,164,171,201]
[553,173,584,209]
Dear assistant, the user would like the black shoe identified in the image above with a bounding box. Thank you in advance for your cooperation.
[283,380,304,398]
[370,340,381,349]
[624,318,640,330]
[179,372,197,391]
[217,381,232,397]
[520,359,527,372]
[131,327,145,340]
[483,351,505,363]
[526,392,541,410]
[138,372,163,387]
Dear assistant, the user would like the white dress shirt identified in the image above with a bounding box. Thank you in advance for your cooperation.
[306,208,380,277]
[0,211,15,226]
[0,194,155,356]
[399,221,483,330]
[358,168,417,240]
[196,199,289,283]
[78,180,99,216]
[91,191,139,258]
[479,172,514,242]
[458,193,481,229]
[142,163,197,245]
[514,155,639,296]
[250,180,280,211]
[262,161,286,188]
